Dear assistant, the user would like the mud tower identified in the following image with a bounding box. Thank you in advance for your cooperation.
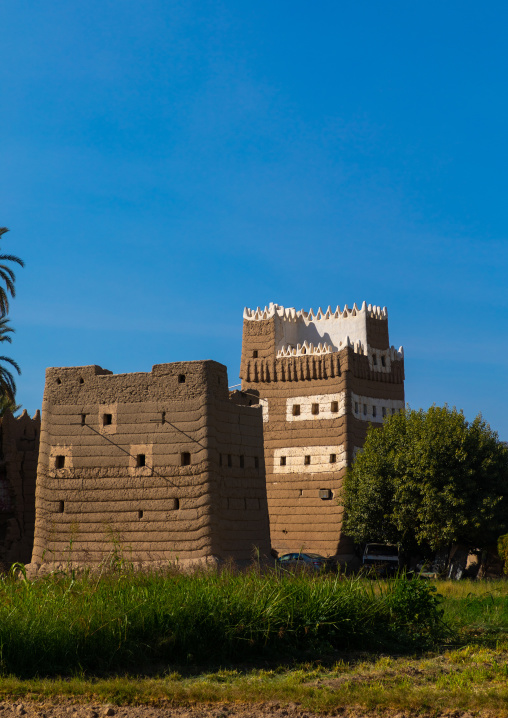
[240,302,405,560]
[31,360,270,568]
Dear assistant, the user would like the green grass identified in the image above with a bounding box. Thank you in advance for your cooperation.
[0,567,446,677]
[0,570,506,714]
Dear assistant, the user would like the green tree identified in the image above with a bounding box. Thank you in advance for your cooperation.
[0,227,24,315]
[343,406,508,554]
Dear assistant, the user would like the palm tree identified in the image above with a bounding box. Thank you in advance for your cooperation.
[0,314,20,403]
[0,228,24,315]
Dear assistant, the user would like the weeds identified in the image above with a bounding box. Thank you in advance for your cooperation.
[0,568,448,677]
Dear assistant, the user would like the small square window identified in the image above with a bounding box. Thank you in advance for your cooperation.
[330,454,336,463]
[311,403,319,415]
[319,488,332,500]
[136,454,146,467]
[55,455,65,469]
[292,404,301,416]
[331,401,338,413]
[253,350,258,358]
[103,413,113,426]
[178,374,186,383]
[181,452,191,466]
[280,456,286,466]
[304,455,311,465]
[227,454,232,467]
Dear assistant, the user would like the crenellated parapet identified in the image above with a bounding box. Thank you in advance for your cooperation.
[243,301,387,322]
[241,343,404,385]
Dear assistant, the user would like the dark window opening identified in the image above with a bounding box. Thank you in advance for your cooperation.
[56,378,61,385]
[254,456,259,469]
[55,455,65,469]
[178,374,186,383]
[363,404,367,416]
[330,454,336,463]
[331,401,338,413]
[355,402,359,413]
[382,407,387,417]
[136,454,146,467]
[138,510,143,519]
[373,406,377,417]
[81,414,86,426]
[79,377,84,384]
[181,452,191,466]
[381,356,386,367]
[175,498,180,510]
[227,454,232,467]
[280,456,286,466]
[58,500,64,513]
[292,404,301,416]
[392,408,396,415]
[253,350,258,358]
[249,400,252,405]
[161,411,166,424]
[299,489,303,497]
[103,413,112,426]
[373,355,377,365]
[304,455,311,465]
[311,403,319,415]
[240,455,244,468]
[319,488,332,500]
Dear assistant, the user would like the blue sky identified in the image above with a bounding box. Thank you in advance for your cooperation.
[1,1,507,437]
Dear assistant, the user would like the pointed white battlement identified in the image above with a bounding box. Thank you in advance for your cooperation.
[244,302,391,357]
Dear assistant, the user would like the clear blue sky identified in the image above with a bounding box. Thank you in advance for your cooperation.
[1,1,507,437]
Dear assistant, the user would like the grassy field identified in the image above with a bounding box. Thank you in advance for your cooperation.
[0,567,505,714]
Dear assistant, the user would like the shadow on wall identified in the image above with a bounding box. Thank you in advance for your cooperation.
[0,409,40,567]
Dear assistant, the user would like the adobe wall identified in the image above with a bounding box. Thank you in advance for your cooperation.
[0,409,40,566]
[31,360,270,568]
[240,302,404,559]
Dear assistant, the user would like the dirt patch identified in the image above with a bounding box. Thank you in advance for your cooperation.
[0,700,499,718]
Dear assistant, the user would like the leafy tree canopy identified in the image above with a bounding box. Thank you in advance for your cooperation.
[343,406,508,554]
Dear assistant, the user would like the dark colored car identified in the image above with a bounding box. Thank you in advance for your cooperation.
[276,552,335,572]
[362,543,399,576]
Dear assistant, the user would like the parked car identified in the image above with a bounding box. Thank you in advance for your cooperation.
[362,543,399,576]
[276,552,335,572]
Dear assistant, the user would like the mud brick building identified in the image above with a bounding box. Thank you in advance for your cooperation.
[31,361,271,568]
[0,409,40,566]
[240,302,405,560]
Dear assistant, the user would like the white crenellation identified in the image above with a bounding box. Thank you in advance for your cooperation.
[244,303,402,363]
[273,445,346,474]
[286,393,346,422]
[351,393,404,423]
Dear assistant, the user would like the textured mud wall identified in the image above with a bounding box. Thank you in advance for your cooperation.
[240,304,404,559]
[32,361,269,567]
[0,410,40,566]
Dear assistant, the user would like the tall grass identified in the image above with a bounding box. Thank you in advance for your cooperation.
[0,567,447,678]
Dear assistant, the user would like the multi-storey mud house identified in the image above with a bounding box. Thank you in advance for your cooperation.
[30,361,271,568]
[240,302,405,560]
